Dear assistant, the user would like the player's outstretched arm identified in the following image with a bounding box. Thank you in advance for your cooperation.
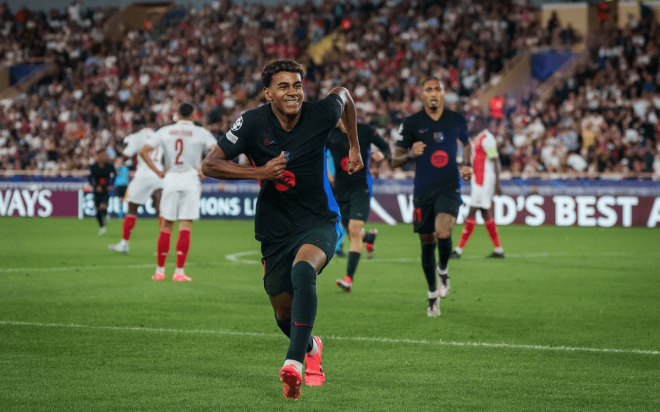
[202,146,286,181]
[329,87,363,174]
[460,139,472,180]
[139,144,164,179]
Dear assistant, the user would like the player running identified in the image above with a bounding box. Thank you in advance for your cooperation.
[451,119,505,259]
[327,120,391,293]
[391,77,472,317]
[139,103,217,282]
[88,153,116,235]
[201,59,363,400]
[108,120,163,254]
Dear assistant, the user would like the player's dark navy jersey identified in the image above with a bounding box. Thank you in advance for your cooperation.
[396,109,469,199]
[88,162,116,192]
[326,123,391,201]
[217,94,344,242]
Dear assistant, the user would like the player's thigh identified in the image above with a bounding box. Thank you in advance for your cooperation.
[347,219,364,239]
[126,175,160,205]
[269,291,294,320]
[262,241,296,296]
[435,213,457,239]
[413,198,435,235]
[159,189,179,221]
[470,182,494,210]
[176,190,201,221]
[94,193,109,209]
[294,222,340,274]
[151,189,163,212]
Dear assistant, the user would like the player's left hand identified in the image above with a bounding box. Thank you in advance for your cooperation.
[460,166,472,180]
[198,170,205,180]
[347,148,364,175]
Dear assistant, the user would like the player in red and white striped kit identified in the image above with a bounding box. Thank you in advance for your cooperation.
[139,102,217,281]
[451,126,504,259]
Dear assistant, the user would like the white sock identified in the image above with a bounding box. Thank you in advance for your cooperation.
[437,266,448,276]
[428,290,438,299]
[494,247,504,254]
[120,239,128,247]
[175,267,184,275]
[307,338,319,355]
[454,247,462,255]
[284,359,303,375]
[156,266,165,273]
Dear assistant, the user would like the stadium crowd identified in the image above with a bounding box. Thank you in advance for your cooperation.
[0,0,657,177]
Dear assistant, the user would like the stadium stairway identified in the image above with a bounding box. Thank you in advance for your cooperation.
[103,2,176,41]
[473,52,534,114]
[0,61,56,101]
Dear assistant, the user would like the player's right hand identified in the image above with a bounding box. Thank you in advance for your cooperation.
[411,142,426,158]
[156,170,165,179]
[261,152,287,180]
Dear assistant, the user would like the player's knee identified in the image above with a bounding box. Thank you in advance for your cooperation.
[291,261,317,289]
[420,234,435,245]
[436,227,451,239]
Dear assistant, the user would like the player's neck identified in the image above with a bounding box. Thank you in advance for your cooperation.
[271,105,301,131]
[425,105,444,121]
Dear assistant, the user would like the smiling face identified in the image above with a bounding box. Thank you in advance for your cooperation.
[420,78,445,112]
[264,71,304,116]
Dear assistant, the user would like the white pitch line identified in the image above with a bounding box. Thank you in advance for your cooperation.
[225,251,260,264]
[0,320,657,356]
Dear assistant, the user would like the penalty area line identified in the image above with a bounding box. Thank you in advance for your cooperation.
[0,320,657,356]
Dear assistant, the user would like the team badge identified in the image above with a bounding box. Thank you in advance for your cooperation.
[433,132,444,142]
[231,116,243,131]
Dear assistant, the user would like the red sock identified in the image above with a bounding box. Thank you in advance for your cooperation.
[458,217,476,249]
[122,214,137,241]
[157,230,172,267]
[175,229,191,269]
[484,218,501,248]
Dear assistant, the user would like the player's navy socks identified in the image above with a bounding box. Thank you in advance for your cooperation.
[421,242,437,291]
[437,237,452,271]
[96,211,104,228]
[363,232,376,244]
[287,261,317,363]
[275,316,313,352]
[346,251,361,279]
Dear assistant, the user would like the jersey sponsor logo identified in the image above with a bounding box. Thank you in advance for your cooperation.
[433,132,444,142]
[430,150,449,168]
[226,130,238,144]
[418,128,429,134]
[231,116,243,131]
[263,137,278,146]
[274,170,296,191]
[340,156,350,172]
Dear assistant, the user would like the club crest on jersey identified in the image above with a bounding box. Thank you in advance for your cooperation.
[226,130,238,144]
[433,132,444,142]
[231,116,243,131]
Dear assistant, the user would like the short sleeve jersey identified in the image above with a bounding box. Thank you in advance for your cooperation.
[326,123,391,200]
[149,121,217,172]
[472,129,498,186]
[396,109,469,199]
[123,128,163,176]
[89,162,116,191]
[217,94,344,242]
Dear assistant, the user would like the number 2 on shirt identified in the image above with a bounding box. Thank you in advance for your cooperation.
[175,139,183,165]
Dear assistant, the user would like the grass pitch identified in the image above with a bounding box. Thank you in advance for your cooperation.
[1,217,659,411]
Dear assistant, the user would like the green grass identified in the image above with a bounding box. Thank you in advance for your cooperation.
[1,217,659,411]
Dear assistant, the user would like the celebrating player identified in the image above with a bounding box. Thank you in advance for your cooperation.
[451,119,504,259]
[88,152,116,235]
[327,120,391,293]
[391,77,472,317]
[201,59,363,400]
[139,103,217,281]
[109,120,163,254]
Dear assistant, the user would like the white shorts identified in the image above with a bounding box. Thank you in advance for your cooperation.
[470,176,496,209]
[160,188,201,221]
[126,173,164,205]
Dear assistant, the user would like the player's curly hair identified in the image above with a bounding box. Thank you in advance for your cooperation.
[261,59,305,88]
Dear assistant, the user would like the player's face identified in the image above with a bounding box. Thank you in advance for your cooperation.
[264,72,304,116]
[421,80,445,111]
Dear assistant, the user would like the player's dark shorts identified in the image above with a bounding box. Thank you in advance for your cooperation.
[114,185,127,199]
[94,191,110,207]
[337,188,371,226]
[413,189,462,234]
[261,221,341,296]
